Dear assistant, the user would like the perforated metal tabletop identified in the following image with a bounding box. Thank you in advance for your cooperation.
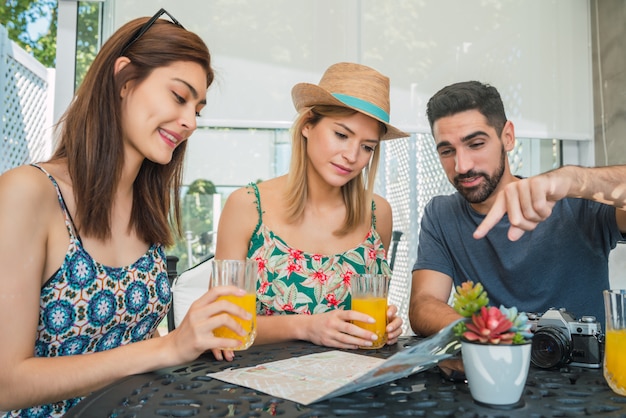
[66,337,626,417]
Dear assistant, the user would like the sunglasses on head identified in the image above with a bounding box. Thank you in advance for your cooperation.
[120,8,184,56]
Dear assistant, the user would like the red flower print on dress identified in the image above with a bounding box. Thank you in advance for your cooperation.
[255,256,266,271]
[259,281,270,294]
[325,294,340,308]
[282,302,294,312]
[287,262,302,275]
[288,248,304,262]
[368,248,377,260]
[312,254,322,262]
[312,270,329,284]
[341,270,354,286]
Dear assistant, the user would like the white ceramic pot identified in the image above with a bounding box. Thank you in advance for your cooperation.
[461,341,531,406]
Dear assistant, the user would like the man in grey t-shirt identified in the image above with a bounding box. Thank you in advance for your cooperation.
[409,81,626,338]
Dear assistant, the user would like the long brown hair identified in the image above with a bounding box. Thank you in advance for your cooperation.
[52,16,213,247]
[285,105,383,236]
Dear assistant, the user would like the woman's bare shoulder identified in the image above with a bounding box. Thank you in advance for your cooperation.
[0,165,56,205]
[221,177,285,221]
[216,181,278,259]
[0,165,61,240]
[255,176,284,192]
[220,183,265,224]
[224,184,257,206]
[373,193,392,215]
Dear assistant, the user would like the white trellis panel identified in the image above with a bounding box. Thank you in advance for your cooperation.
[0,25,53,175]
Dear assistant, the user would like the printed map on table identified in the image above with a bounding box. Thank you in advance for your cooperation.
[207,319,462,405]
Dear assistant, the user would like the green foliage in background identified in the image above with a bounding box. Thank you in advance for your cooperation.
[187,178,217,195]
[0,0,57,67]
[168,179,219,272]
[74,2,100,87]
[0,0,99,86]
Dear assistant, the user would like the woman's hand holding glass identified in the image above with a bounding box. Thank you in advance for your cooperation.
[302,305,403,349]
[350,274,403,349]
[168,285,252,364]
[303,309,379,349]
[385,304,403,345]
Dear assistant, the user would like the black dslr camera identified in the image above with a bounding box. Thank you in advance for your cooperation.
[528,308,603,369]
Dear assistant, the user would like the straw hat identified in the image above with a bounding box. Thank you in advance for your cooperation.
[291,62,409,140]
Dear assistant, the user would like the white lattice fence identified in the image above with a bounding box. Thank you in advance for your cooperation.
[0,25,53,175]
[379,134,455,335]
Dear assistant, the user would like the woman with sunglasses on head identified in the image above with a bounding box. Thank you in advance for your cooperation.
[0,10,250,417]
[215,63,407,351]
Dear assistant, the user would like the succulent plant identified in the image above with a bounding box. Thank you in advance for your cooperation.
[499,305,533,344]
[463,306,516,344]
[452,281,489,318]
[452,281,533,345]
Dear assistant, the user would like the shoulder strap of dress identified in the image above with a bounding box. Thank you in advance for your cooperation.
[246,182,264,235]
[371,200,377,229]
[30,163,79,240]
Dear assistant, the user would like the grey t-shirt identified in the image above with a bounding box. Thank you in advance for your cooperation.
[413,193,623,325]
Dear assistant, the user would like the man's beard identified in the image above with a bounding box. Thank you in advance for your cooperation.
[453,146,506,204]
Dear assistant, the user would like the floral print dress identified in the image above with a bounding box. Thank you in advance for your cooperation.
[246,183,391,316]
[5,165,171,418]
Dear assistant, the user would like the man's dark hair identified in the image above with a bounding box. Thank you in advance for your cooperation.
[426,81,508,136]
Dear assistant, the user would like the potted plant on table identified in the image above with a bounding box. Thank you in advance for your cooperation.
[452,281,533,408]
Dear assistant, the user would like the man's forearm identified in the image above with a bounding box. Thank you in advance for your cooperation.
[560,165,626,209]
[409,296,462,336]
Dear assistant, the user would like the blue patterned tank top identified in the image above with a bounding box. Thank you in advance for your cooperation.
[246,183,391,316]
[5,165,172,418]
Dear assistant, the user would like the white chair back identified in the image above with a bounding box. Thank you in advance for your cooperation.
[171,257,213,329]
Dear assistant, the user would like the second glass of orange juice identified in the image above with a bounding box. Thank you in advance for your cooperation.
[604,289,626,396]
[210,259,258,350]
[351,274,390,349]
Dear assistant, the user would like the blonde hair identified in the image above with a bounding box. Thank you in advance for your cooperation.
[285,105,383,236]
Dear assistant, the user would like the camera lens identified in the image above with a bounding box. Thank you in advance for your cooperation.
[531,327,571,369]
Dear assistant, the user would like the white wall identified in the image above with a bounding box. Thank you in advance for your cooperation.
[111,0,593,141]
[182,127,288,188]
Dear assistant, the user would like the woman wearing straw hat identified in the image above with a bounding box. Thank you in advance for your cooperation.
[215,62,408,352]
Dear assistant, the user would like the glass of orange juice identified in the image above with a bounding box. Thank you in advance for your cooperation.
[604,289,626,396]
[210,259,258,350]
[351,274,390,349]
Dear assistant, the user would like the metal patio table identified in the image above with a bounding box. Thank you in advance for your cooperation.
[66,337,626,417]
